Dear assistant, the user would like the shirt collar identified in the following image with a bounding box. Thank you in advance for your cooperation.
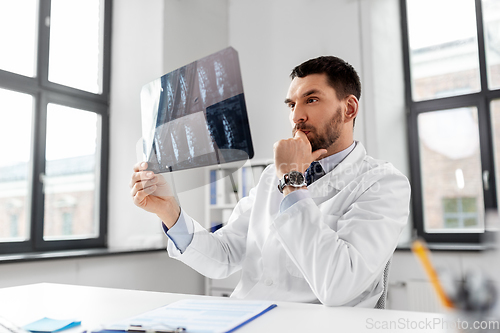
[317,141,357,174]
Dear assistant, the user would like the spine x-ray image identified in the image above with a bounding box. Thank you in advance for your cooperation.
[140,47,254,173]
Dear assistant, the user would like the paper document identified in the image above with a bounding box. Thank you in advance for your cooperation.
[102,299,277,333]
[23,318,81,333]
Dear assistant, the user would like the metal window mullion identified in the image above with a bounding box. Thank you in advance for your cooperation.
[399,0,413,107]
[475,0,489,94]
[27,0,51,250]
[31,93,48,250]
[410,93,482,114]
[101,0,112,100]
[0,70,39,95]
[407,109,426,237]
[477,97,497,211]
[487,89,500,103]
[37,0,51,85]
[473,0,498,214]
[474,0,499,213]
[98,105,109,248]
[43,90,108,116]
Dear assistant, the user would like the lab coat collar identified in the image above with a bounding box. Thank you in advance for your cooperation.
[308,141,366,193]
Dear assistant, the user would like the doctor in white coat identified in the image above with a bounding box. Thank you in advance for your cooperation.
[130,56,411,308]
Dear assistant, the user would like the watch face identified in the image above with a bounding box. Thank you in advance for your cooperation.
[288,171,305,185]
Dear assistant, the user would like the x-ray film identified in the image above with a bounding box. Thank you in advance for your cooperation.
[140,47,254,173]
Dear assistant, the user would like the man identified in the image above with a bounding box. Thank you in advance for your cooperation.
[130,56,410,307]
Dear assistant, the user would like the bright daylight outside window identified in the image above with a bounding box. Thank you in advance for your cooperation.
[417,107,484,233]
[0,1,38,77]
[483,0,500,89]
[49,0,104,93]
[43,104,100,240]
[403,0,500,243]
[0,89,33,242]
[406,0,480,101]
[0,0,110,254]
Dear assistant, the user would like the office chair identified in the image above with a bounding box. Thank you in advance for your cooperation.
[374,258,392,309]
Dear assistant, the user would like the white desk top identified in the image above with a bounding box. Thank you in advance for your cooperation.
[0,283,453,333]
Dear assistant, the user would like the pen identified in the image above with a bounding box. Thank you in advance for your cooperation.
[411,239,454,309]
[127,324,185,333]
[84,324,186,333]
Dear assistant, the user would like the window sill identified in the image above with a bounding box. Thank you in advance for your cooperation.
[0,247,166,264]
[396,242,495,252]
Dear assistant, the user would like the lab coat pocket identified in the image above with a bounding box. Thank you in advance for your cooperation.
[280,248,304,278]
[285,256,304,278]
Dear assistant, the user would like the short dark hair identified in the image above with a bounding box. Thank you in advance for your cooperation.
[290,56,361,102]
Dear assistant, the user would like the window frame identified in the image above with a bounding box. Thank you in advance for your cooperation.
[0,0,111,254]
[401,0,500,243]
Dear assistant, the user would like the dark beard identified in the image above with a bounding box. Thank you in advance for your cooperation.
[292,106,343,152]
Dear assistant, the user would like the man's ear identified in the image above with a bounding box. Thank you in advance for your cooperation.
[344,95,359,122]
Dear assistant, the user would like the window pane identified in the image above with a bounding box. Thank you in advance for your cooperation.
[44,104,100,240]
[483,0,500,90]
[418,107,485,232]
[406,0,481,101]
[0,1,38,77]
[445,218,459,228]
[0,89,33,242]
[48,0,104,93]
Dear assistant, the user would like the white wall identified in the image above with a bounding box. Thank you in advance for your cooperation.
[163,0,228,72]
[0,252,204,294]
[107,0,166,249]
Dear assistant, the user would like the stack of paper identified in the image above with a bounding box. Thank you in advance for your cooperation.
[99,299,276,333]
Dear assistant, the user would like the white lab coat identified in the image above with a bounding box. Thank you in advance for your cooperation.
[167,142,410,307]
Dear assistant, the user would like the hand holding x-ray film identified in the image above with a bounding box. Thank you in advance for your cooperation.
[130,161,180,228]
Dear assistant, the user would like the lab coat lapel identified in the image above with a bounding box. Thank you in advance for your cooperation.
[307,142,367,200]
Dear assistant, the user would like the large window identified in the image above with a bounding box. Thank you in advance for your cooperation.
[402,0,500,243]
[0,0,111,253]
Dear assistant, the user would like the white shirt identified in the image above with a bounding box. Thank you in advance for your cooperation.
[166,142,411,307]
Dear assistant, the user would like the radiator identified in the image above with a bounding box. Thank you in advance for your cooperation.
[407,279,447,313]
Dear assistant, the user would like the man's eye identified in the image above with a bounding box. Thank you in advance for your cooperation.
[307,98,318,103]
[288,103,295,109]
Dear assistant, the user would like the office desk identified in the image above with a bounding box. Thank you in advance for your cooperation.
[0,283,451,333]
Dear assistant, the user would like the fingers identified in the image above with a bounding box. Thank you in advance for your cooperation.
[311,149,328,161]
[132,184,157,206]
[133,161,148,172]
[293,130,308,141]
[130,174,159,198]
[130,170,154,188]
[130,162,154,189]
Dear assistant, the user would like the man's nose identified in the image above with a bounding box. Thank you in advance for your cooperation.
[291,104,307,124]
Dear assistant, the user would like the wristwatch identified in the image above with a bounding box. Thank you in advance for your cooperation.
[278,170,306,193]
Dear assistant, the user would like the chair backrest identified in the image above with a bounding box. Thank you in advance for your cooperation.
[374,258,392,309]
